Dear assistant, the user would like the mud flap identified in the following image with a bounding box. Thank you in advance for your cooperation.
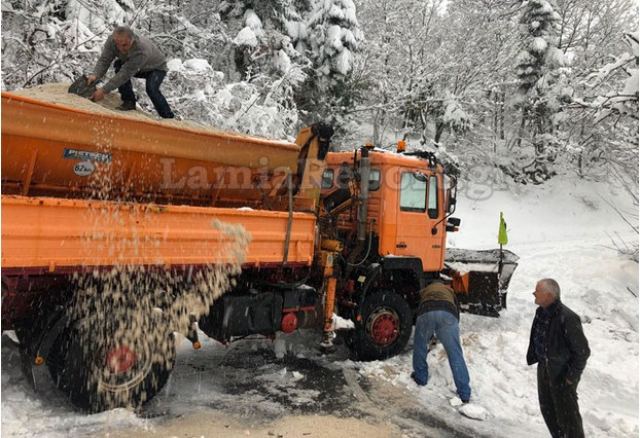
[19,346,37,388]
[18,308,69,391]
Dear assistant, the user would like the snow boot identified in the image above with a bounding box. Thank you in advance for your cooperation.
[117,101,136,111]
[410,372,427,386]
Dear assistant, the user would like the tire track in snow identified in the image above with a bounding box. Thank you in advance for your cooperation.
[342,368,485,438]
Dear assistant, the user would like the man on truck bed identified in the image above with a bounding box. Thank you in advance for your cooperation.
[87,26,174,119]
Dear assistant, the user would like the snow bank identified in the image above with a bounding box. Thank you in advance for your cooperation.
[166,58,183,72]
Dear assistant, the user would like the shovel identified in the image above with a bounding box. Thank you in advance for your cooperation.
[67,75,96,98]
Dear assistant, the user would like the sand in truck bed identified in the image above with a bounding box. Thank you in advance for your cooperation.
[8,83,295,147]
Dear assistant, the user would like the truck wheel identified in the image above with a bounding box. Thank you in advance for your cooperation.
[350,290,412,361]
[47,322,175,412]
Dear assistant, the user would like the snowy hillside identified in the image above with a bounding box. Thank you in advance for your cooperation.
[2,177,637,437]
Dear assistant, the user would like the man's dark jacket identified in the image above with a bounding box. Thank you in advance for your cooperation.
[527,300,590,384]
[417,282,460,320]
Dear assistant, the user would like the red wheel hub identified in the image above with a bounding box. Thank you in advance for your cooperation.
[106,346,137,374]
[369,310,399,346]
[281,312,298,334]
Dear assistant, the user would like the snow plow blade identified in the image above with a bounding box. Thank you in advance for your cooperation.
[445,248,519,317]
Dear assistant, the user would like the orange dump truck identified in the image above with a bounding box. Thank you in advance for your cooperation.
[1,91,517,411]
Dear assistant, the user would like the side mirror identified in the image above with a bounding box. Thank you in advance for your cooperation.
[446,217,461,232]
[447,217,461,226]
[447,187,457,214]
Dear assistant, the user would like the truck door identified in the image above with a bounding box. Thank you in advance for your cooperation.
[395,171,443,272]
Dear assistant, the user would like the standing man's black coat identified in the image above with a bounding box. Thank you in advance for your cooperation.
[527,300,590,383]
[527,299,590,438]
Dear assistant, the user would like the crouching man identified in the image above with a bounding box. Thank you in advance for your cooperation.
[88,26,174,118]
[412,280,471,403]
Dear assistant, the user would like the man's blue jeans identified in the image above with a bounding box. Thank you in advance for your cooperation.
[412,310,471,401]
[114,60,174,118]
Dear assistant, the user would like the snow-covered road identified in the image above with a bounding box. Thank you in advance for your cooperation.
[2,177,638,437]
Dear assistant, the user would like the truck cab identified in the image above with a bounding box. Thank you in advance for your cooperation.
[321,147,455,274]
[318,146,460,360]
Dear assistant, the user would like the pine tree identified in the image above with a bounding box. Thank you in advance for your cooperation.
[298,0,363,124]
[515,0,569,183]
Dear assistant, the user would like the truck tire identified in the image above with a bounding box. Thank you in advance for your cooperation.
[350,290,412,361]
[47,322,175,412]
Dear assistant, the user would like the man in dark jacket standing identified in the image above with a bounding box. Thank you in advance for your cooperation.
[412,280,471,403]
[527,278,590,438]
[87,26,174,118]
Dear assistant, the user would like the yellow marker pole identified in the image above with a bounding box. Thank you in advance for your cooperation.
[498,212,508,246]
[497,212,508,281]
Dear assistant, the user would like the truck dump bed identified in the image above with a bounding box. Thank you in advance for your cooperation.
[1,88,319,274]
[2,87,301,208]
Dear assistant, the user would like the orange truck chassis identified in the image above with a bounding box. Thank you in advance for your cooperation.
[1,90,517,412]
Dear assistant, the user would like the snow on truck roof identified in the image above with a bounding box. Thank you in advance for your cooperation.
[327,148,442,169]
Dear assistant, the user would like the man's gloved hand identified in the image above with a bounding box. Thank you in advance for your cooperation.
[86,74,97,85]
[90,88,106,102]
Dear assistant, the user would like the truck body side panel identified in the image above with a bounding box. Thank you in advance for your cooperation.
[1,195,316,272]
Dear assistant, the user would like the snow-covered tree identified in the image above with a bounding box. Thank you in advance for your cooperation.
[570,32,638,209]
[515,0,570,183]
[1,0,129,89]
[581,32,639,121]
[297,0,363,124]
[307,0,360,79]
[513,0,637,185]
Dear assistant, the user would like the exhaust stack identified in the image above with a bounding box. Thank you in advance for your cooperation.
[357,147,370,242]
